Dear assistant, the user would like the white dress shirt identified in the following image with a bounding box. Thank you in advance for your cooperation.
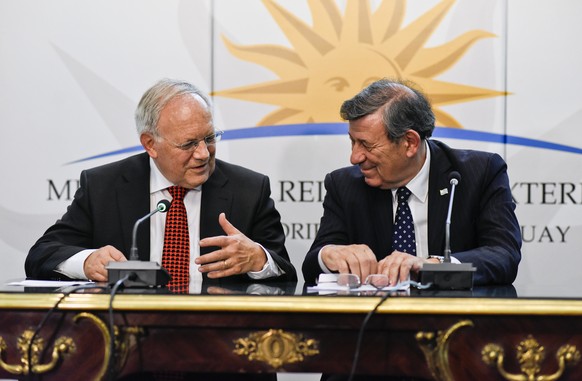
[392,141,430,259]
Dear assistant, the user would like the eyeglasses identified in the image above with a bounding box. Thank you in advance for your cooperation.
[336,273,432,290]
[158,130,224,152]
[336,274,393,289]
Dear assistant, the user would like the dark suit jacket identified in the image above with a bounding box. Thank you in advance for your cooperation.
[26,152,296,283]
[302,140,521,286]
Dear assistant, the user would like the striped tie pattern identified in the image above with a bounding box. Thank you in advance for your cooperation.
[162,186,190,293]
[392,187,416,255]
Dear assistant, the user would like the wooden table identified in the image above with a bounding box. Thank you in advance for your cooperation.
[1,284,582,380]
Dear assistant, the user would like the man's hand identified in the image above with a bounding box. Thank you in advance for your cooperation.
[378,251,429,286]
[83,245,126,282]
[321,244,378,282]
[196,213,267,278]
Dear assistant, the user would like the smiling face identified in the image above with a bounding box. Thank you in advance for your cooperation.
[140,93,216,189]
[348,109,424,190]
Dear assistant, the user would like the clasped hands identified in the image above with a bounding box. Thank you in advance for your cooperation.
[321,244,434,287]
[84,212,267,282]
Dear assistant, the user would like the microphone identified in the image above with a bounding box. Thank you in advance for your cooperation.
[443,171,461,263]
[129,199,171,260]
[420,171,476,290]
[106,200,171,288]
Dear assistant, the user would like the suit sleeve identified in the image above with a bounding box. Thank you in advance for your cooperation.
[453,153,522,285]
[248,176,297,282]
[25,170,95,280]
[302,172,349,284]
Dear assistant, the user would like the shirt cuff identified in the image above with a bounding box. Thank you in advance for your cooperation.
[317,245,334,274]
[55,249,94,280]
[247,244,283,279]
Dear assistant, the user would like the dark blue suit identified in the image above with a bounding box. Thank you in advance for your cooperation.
[302,140,521,285]
[26,152,296,283]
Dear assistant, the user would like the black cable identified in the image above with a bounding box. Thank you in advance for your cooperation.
[107,274,132,381]
[347,291,392,381]
[27,283,106,381]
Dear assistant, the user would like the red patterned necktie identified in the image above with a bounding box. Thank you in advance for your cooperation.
[162,186,190,293]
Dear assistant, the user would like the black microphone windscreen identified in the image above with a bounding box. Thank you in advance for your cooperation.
[449,171,461,184]
[157,199,171,213]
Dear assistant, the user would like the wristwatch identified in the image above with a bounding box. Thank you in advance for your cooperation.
[428,255,445,263]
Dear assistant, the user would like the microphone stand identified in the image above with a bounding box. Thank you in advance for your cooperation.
[420,173,476,290]
[443,176,457,263]
[106,200,171,288]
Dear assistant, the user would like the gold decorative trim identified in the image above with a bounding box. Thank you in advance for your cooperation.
[5,294,582,316]
[233,329,319,369]
[482,335,581,381]
[0,329,75,375]
[416,319,474,381]
[73,312,144,381]
[73,312,111,381]
[115,326,144,372]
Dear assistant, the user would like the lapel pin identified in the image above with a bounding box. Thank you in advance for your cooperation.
[440,188,449,196]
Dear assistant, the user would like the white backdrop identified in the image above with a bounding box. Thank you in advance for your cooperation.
[2,0,582,294]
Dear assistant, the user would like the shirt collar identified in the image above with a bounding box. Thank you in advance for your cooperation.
[394,140,430,203]
[149,157,201,194]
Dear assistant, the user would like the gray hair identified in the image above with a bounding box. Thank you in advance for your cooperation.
[340,78,435,141]
[135,78,213,136]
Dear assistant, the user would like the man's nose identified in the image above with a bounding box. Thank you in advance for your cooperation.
[192,141,210,159]
[350,144,365,165]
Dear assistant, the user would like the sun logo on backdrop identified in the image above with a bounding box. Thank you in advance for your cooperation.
[213,0,505,128]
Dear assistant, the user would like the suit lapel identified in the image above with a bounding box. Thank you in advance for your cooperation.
[371,186,393,259]
[116,153,151,260]
[427,141,453,256]
[200,163,232,255]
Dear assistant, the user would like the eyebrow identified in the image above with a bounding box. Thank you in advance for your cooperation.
[182,131,215,141]
[349,134,370,144]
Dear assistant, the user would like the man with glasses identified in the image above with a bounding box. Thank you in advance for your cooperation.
[26,78,296,291]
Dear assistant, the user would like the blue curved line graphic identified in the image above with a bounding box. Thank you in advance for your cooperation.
[67,123,582,164]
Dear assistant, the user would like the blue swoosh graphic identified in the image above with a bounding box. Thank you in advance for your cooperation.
[67,123,582,164]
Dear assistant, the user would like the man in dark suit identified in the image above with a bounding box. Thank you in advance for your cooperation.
[302,78,521,287]
[26,78,296,289]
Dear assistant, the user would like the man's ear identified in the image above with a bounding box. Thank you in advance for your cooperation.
[140,133,158,159]
[403,130,421,157]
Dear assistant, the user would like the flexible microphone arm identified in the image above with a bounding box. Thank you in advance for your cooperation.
[129,199,171,261]
[421,170,474,290]
[443,171,461,263]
